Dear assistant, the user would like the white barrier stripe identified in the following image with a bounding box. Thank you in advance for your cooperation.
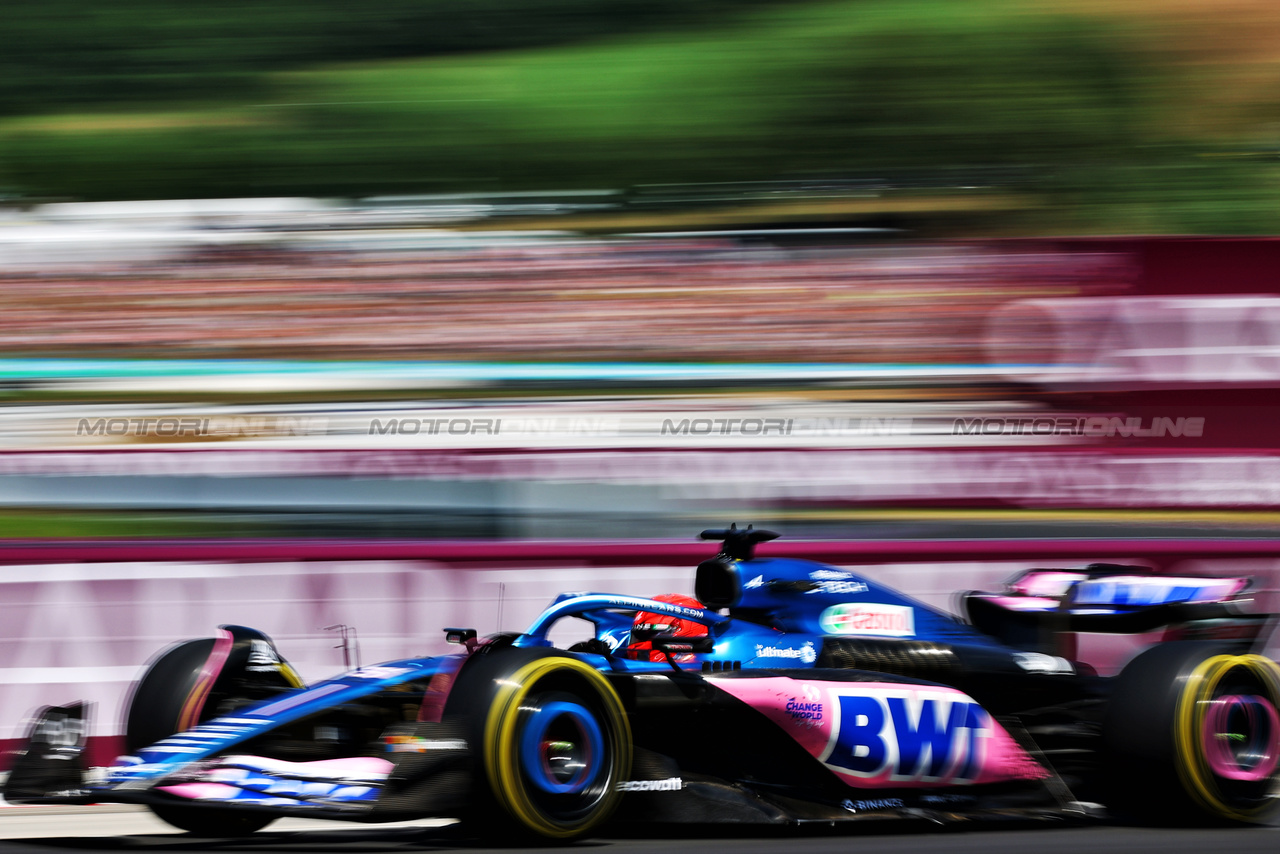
[0,667,141,685]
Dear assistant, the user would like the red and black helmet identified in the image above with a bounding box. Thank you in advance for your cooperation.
[626,594,708,661]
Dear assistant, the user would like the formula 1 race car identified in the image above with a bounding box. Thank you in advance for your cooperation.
[6,526,1280,840]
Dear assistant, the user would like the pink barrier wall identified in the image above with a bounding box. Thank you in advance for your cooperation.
[3,538,1278,771]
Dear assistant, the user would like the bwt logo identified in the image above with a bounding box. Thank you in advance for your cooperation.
[827,693,990,784]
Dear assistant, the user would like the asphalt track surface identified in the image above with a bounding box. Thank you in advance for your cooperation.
[2,807,1279,854]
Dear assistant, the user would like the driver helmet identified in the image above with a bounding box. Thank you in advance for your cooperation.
[626,593,708,662]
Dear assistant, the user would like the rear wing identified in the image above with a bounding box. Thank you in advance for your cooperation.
[963,564,1269,653]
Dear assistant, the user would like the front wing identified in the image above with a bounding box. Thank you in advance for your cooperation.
[5,657,475,822]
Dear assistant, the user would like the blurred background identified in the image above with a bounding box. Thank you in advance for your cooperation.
[2,0,1280,760]
[4,0,1280,232]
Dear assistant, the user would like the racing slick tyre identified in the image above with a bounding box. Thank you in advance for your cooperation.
[125,638,218,754]
[148,804,275,836]
[1103,641,1280,824]
[450,648,632,841]
[124,637,278,836]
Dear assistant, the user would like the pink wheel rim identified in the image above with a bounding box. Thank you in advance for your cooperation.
[1201,694,1280,782]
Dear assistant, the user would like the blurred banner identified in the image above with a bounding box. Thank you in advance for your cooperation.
[987,295,1280,387]
[0,392,1272,512]
[0,448,1276,510]
[0,231,1277,396]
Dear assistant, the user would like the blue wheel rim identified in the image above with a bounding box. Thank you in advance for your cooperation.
[518,699,604,795]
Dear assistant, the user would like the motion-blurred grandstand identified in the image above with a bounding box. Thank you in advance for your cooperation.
[0,197,1128,366]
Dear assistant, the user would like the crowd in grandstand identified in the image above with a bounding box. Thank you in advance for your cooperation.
[0,239,1132,363]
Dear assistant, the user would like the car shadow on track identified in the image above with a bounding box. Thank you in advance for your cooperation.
[4,816,1279,854]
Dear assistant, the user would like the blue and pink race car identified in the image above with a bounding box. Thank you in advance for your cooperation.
[6,526,1280,839]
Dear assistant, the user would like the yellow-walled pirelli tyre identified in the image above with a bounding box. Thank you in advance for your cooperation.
[1103,642,1280,824]
[452,648,632,841]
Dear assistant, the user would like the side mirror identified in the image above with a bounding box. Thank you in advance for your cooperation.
[444,627,478,652]
[651,636,714,671]
[652,636,714,655]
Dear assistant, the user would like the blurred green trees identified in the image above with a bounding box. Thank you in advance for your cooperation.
[0,0,781,114]
[1,0,1275,233]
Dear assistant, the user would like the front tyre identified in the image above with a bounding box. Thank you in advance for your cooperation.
[468,652,632,840]
[150,803,276,836]
[125,634,293,836]
[125,638,217,754]
[1104,642,1280,823]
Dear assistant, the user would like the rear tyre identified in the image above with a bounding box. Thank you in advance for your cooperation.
[1103,642,1280,824]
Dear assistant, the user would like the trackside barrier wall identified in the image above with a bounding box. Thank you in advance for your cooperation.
[1,538,1278,771]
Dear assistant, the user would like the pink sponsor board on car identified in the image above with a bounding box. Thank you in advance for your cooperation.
[712,676,1046,788]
